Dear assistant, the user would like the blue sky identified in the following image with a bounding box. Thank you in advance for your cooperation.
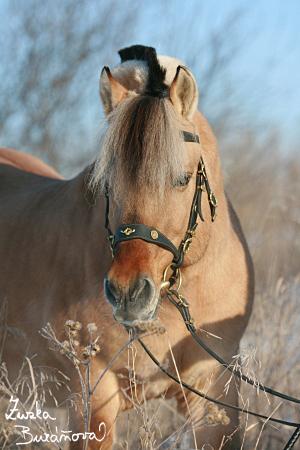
[120,0,300,149]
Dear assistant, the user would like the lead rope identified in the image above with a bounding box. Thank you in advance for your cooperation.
[138,337,300,429]
[140,284,300,448]
[166,289,300,405]
[284,427,300,450]
[138,286,300,447]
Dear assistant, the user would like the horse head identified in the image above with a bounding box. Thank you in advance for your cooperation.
[90,46,216,325]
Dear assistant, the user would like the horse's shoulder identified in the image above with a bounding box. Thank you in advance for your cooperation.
[0,147,63,180]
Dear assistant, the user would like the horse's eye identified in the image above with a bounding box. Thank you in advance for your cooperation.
[173,172,192,188]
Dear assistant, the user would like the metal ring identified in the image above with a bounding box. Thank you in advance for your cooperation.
[161,264,182,292]
[182,237,193,254]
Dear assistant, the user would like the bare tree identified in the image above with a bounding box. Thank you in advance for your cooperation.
[0,0,138,172]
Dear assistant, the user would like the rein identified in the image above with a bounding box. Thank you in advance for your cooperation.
[103,130,300,449]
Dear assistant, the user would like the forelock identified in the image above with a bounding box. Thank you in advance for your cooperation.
[89,95,186,205]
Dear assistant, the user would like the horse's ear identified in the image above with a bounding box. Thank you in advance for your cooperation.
[169,66,198,119]
[99,66,129,115]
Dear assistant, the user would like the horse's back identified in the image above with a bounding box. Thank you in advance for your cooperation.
[0,147,62,179]
[0,148,71,350]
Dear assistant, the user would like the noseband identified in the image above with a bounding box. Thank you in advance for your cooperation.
[104,130,217,286]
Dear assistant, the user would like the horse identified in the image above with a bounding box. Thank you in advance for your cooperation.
[0,45,254,449]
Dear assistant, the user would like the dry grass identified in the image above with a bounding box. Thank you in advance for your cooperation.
[1,278,300,449]
[0,324,71,449]
[239,275,300,449]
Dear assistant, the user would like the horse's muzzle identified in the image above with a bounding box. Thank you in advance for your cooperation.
[104,276,158,325]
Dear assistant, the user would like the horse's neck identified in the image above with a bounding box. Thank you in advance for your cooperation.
[1,166,107,304]
[42,168,107,265]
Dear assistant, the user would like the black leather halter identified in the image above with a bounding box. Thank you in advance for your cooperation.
[104,130,217,283]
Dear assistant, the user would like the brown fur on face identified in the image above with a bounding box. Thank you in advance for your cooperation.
[108,240,152,286]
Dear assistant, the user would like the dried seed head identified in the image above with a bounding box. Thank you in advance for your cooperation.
[205,403,230,425]
[220,412,230,426]
[87,323,98,334]
[69,329,78,337]
[65,320,82,331]
[92,343,101,353]
[74,321,82,330]
[82,349,90,359]
[207,403,219,414]
[82,343,101,359]
[206,414,217,425]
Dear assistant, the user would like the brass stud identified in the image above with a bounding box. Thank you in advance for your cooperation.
[150,230,159,240]
[121,227,135,236]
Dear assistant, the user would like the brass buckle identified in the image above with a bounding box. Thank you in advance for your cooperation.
[168,289,189,308]
[185,318,194,326]
[177,294,189,308]
[198,160,207,179]
[182,237,193,254]
[208,192,218,221]
[209,192,218,208]
[197,183,206,191]
[182,226,197,254]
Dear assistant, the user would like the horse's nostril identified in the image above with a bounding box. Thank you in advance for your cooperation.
[130,278,145,301]
[131,277,154,303]
[104,278,120,305]
[105,277,155,308]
